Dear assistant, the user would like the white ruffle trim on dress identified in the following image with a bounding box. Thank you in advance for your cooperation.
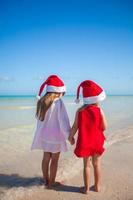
[32,140,68,153]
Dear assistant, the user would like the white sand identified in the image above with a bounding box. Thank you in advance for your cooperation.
[1,127,133,200]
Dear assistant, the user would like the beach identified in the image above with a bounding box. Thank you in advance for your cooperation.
[0,96,133,200]
[1,0,133,199]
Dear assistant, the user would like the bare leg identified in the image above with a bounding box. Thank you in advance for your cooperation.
[48,152,60,188]
[83,157,91,194]
[92,154,101,192]
[42,152,51,185]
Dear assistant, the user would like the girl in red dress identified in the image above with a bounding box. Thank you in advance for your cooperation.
[68,80,107,194]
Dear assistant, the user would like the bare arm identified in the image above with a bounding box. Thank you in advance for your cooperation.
[68,111,78,144]
[100,108,107,131]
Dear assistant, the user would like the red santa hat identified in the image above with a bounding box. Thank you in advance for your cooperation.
[37,75,66,99]
[75,80,106,104]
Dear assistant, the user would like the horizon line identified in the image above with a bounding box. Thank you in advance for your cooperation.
[0,94,133,97]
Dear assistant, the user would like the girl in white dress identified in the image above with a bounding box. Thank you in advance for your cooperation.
[31,75,70,188]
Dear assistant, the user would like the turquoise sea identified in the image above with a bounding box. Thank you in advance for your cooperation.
[0,95,133,132]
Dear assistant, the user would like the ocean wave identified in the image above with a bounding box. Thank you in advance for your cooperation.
[105,126,133,147]
[57,126,133,180]
[65,102,83,105]
[0,106,35,110]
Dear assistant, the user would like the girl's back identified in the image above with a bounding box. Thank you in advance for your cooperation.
[31,95,70,153]
[31,75,70,188]
[68,79,107,193]
[75,105,105,157]
[78,105,103,135]
[36,98,69,143]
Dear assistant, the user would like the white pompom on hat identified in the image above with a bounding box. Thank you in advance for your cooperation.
[75,80,106,104]
[37,75,66,99]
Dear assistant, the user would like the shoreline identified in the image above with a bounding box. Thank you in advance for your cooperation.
[0,124,133,199]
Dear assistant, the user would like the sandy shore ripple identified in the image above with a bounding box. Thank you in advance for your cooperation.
[0,125,133,200]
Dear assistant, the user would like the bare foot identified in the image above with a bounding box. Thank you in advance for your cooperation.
[41,179,49,186]
[47,181,63,189]
[41,179,49,189]
[94,184,101,192]
[81,187,89,194]
[52,181,63,187]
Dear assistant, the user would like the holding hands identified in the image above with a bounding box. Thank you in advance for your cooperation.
[68,111,78,145]
[68,135,75,145]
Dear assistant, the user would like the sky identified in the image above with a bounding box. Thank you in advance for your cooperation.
[0,0,133,95]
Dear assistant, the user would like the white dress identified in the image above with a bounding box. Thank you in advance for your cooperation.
[31,98,70,153]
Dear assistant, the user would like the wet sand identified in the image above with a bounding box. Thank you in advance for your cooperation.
[0,126,133,200]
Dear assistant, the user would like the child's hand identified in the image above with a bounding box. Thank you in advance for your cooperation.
[71,137,75,145]
[68,136,75,145]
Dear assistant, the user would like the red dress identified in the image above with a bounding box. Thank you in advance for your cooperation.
[74,105,105,157]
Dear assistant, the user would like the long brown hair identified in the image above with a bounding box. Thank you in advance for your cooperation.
[36,92,63,121]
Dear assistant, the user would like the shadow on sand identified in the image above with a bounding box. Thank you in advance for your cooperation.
[0,174,44,188]
[0,173,95,194]
[0,174,81,193]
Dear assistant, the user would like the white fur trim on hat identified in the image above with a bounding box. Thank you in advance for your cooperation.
[46,85,66,93]
[36,95,41,100]
[83,91,106,104]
